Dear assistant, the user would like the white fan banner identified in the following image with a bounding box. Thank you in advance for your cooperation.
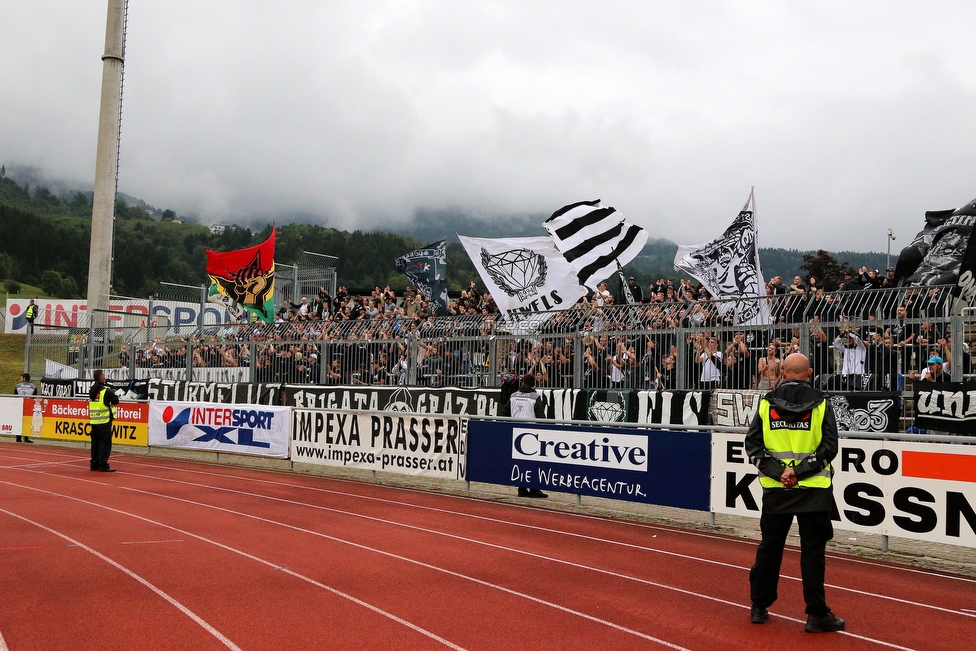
[148,400,291,458]
[674,190,771,326]
[458,235,586,324]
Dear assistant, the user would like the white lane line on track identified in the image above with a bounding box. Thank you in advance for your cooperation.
[16,470,920,651]
[119,479,921,651]
[105,466,976,624]
[124,456,752,542]
[122,456,976,586]
[0,628,8,651]
[1,476,693,651]
[0,506,242,651]
[0,481,471,651]
[0,458,89,470]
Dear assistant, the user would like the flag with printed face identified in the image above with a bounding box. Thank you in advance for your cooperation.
[904,196,976,287]
[206,228,276,323]
[395,240,449,316]
[458,234,586,331]
[673,189,771,325]
[544,200,648,291]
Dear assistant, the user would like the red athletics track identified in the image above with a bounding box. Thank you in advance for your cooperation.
[1,443,974,651]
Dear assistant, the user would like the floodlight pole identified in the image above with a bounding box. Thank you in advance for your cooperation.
[886,229,896,273]
[86,0,126,328]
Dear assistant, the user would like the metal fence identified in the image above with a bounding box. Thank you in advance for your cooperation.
[24,286,976,399]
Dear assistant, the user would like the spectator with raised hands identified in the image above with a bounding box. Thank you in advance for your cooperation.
[756,342,782,391]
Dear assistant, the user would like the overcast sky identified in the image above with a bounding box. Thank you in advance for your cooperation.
[3,1,976,252]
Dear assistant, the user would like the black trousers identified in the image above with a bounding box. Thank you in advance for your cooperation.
[750,511,833,616]
[90,423,113,470]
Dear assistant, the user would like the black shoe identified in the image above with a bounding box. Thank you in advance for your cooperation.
[805,611,845,633]
[23,438,33,443]
[517,488,531,497]
[750,606,768,624]
[98,467,117,473]
[15,437,22,442]
[527,489,548,498]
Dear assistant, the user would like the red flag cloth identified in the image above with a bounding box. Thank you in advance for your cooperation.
[206,228,275,278]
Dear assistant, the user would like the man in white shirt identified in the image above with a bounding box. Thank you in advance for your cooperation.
[832,330,866,391]
[698,337,723,390]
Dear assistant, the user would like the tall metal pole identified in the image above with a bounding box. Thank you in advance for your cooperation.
[86,0,126,327]
[886,229,896,273]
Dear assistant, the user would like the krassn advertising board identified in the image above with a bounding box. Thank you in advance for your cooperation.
[19,397,148,446]
[148,401,291,458]
[712,433,976,547]
[467,420,710,510]
[291,410,466,480]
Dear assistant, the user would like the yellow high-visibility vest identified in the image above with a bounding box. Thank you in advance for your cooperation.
[758,399,832,489]
[88,388,115,425]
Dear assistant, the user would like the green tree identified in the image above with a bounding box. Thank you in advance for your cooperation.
[40,269,63,296]
[800,250,855,291]
[58,275,79,298]
[0,251,13,279]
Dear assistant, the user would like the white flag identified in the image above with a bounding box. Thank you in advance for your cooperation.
[674,189,772,325]
[544,200,648,291]
[458,235,586,330]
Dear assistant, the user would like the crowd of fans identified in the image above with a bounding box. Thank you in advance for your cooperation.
[124,272,971,391]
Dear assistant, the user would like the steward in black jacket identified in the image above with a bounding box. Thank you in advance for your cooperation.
[743,353,845,633]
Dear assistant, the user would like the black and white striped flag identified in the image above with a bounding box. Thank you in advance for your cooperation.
[544,200,648,291]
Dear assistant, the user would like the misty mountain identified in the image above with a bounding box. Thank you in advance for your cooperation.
[0,165,889,298]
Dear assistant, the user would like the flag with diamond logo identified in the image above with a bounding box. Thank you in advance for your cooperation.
[458,235,586,330]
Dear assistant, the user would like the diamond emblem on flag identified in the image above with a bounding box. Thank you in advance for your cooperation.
[482,247,548,300]
[588,401,625,422]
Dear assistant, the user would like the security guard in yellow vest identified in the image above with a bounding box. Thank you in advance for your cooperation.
[88,369,120,472]
[25,299,38,333]
[745,353,845,633]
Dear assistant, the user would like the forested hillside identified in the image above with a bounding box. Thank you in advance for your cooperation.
[0,169,888,299]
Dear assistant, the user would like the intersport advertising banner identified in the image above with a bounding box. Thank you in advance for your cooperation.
[467,420,710,510]
[19,397,148,446]
[148,401,291,458]
[712,433,976,548]
[291,410,466,480]
[0,397,24,438]
[4,298,233,334]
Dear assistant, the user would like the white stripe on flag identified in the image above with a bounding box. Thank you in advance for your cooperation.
[545,200,648,291]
